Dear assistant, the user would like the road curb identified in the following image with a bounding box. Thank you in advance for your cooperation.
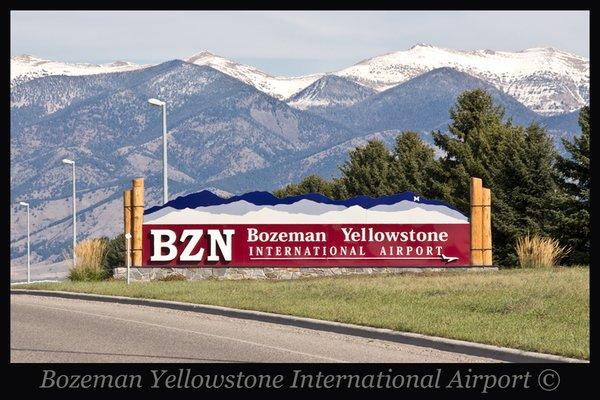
[12,289,587,363]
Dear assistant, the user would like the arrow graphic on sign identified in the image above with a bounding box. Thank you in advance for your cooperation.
[440,254,459,263]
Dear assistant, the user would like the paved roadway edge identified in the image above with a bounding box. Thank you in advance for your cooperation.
[11,289,587,363]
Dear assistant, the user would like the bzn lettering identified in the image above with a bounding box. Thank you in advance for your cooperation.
[150,229,235,262]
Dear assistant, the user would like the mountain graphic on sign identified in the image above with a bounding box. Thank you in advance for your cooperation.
[144,191,469,225]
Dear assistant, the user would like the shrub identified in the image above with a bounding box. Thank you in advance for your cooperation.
[67,238,109,281]
[68,266,107,282]
[516,234,570,269]
[104,233,126,272]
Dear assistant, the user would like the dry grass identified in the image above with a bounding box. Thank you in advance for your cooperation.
[66,239,108,281]
[516,234,570,269]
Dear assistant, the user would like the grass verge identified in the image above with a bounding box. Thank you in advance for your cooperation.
[14,267,589,359]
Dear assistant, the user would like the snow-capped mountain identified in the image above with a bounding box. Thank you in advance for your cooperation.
[11,45,589,115]
[330,67,541,134]
[287,75,376,111]
[335,44,589,116]
[186,51,323,100]
[10,54,146,87]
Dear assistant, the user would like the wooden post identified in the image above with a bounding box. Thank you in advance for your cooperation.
[123,189,132,266]
[470,177,483,266]
[131,178,144,267]
[482,187,493,266]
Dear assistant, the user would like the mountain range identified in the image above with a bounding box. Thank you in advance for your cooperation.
[12,44,588,115]
[335,44,588,116]
[10,45,588,267]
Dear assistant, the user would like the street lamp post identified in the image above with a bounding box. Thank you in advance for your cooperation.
[19,201,30,283]
[62,159,76,269]
[148,98,168,204]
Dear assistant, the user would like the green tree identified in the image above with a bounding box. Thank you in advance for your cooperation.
[273,174,347,199]
[433,89,511,212]
[390,131,441,198]
[340,139,395,197]
[273,183,300,198]
[448,88,506,140]
[520,123,566,235]
[328,178,349,199]
[494,123,568,265]
[556,106,590,263]
[433,89,566,265]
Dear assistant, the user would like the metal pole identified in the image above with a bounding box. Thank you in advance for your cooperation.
[61,159,77,269]
[26,204,30,284]
[162,104,168,204]
[72,162,77,269]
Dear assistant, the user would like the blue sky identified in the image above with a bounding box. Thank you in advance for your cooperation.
[11,11,589,76]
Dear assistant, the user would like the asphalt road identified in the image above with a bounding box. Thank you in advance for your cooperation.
[11,294,501,363]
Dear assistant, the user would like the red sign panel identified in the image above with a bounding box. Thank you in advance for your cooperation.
[142,223,470,267]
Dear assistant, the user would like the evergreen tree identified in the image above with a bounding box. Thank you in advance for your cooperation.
[273,183,300,198]
[390,131,441,198]
[556,106,590,263]
[433,89,529,265]
[494,123,567,264]
[340,139,395,197]
[433,89,510,212]
[273,174,347,199]
[433,89,565,265]
[329,178,349,199]
[520,123,566,235]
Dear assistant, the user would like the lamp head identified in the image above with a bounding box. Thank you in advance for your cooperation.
[19,201,29,207]
[148,98,165,107]
[62,159,75,165]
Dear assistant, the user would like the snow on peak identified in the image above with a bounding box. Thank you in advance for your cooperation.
[10,54,147,87]
[287,75,376,110]
[335,45,589,115]
[184,50,323,100]
[186,50,218,63]
[10,45,589,115]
